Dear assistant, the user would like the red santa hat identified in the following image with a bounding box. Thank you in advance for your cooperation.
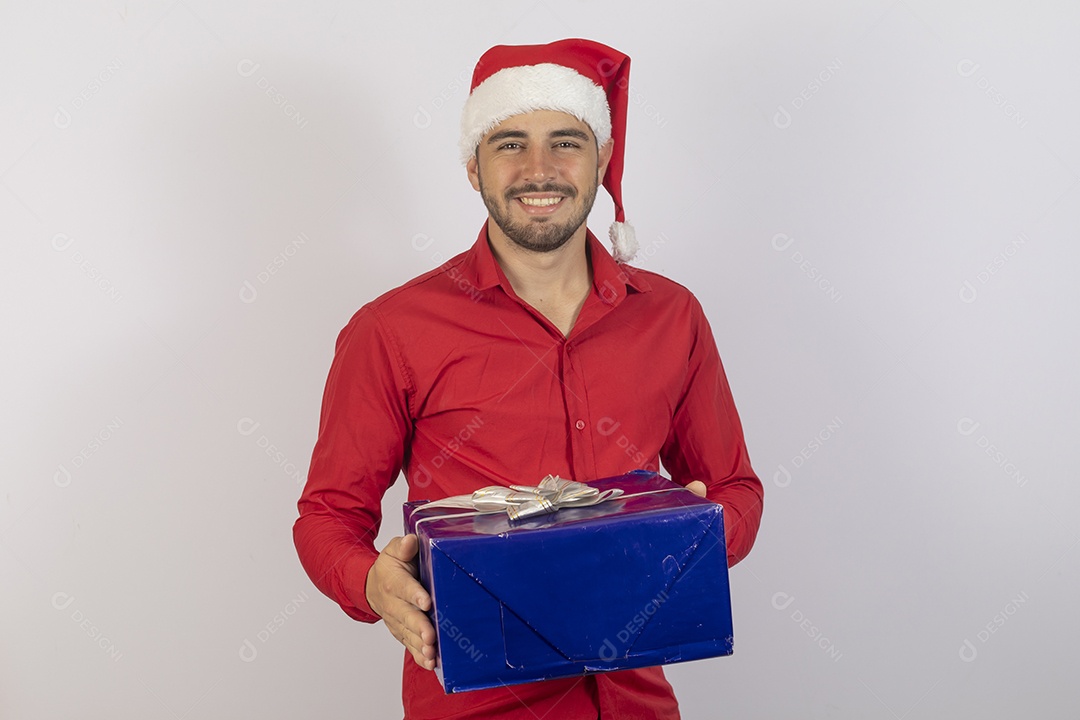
[460,38,638,263]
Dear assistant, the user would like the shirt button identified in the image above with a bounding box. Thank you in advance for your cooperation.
[575,420,586,430]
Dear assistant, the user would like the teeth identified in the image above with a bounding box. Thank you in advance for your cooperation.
[519,196,562,207]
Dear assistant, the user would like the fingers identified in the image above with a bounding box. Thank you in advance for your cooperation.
[381,598,437,670]
[686,480,708,498]
[371,536,430,607]
[393,572,431,613]
[381,536,429,609]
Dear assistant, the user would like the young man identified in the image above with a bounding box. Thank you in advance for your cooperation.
[294,38,764,719]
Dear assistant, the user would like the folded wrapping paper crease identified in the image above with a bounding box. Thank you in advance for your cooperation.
[416,474,624,521]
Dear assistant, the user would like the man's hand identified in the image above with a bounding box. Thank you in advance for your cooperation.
[365,534,437,671]
[686,481,707,498]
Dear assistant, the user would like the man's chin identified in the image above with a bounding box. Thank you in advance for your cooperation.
[500,221,580,253]
[506,234,573,253]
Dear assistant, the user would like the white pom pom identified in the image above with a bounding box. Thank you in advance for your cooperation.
[608,221,638,263]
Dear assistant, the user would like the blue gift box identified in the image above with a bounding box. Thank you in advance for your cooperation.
[403,470,734,694]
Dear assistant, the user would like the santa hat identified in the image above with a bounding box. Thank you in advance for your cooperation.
[460,38,638,263]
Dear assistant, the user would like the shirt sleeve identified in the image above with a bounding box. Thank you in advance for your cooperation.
[660,296,764,567]
[293,305,413,622]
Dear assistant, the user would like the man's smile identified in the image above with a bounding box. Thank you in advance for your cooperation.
[515,195,566,215]
[517,196,563,207]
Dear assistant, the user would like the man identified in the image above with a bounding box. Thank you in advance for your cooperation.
[294,38,764,719]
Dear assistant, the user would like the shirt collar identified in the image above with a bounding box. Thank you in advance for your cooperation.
[463,222,653,301]
[586,226,652,304]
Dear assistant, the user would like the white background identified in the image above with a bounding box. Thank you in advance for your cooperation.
[3,1,1078,718]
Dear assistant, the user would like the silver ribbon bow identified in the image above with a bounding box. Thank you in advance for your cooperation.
[420,475,624,522]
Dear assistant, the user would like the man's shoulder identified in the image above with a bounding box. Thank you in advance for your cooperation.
[370,250,473,308]
[619,264,701,306]
[337,248,480,336]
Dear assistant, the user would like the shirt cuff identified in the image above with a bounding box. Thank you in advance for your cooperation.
[339,550,381,623]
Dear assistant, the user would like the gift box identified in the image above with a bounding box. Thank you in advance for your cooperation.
[403,470,734,693]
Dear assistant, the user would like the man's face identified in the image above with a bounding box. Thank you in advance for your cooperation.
[467,109,613,254]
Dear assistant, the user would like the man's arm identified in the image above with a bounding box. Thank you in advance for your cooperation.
[293,307,435,667]
[661,297,764,566]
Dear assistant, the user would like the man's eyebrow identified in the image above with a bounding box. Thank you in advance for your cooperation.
[549,128,591,142]
[486,129,528,145]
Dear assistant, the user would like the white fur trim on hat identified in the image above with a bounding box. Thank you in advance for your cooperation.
[609,221,638,263]
[459,63,612,164]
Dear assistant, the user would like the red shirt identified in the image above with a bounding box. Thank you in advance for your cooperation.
[294,224,764,719]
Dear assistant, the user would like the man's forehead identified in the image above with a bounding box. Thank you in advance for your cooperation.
[484,109,596,140]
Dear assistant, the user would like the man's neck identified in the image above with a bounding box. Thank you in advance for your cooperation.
[487,221,593,336]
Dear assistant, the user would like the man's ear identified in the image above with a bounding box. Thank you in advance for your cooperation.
[466,153,481,192]
[597,138,614,183]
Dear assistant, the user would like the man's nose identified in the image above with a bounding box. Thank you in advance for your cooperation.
[521,145,556,182]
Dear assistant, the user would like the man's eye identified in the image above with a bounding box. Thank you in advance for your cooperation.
[500,142,522,150]
[555,142,579,148]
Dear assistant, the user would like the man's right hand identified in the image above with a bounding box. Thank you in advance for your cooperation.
[365,534,437,671]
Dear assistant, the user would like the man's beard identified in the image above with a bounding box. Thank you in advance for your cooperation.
[479,173,598,253]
